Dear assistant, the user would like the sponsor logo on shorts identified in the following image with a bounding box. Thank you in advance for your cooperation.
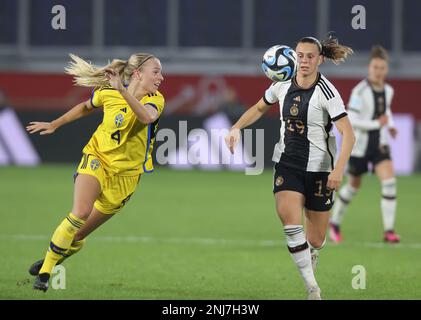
[90,159,100,170]
[275,176,284,187]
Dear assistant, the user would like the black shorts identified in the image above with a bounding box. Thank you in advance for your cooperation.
[273,162,334,212]
[348,145,391,177]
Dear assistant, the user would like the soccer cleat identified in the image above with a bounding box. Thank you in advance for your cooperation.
[384,230,400,243]
[310,249,319,273]
[29,258,64,276]
[307,286,322,300]
[33,273,50,292]
[28,259,44,276]
[329,222,342,243]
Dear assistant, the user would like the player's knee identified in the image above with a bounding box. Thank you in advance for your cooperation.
[381,178,397,198]
[308,237,326,250]
[71,206,92,220]
[276,206,285,221]
[276,207,300,225]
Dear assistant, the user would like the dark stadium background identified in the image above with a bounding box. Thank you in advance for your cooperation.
[0,0,420,171]
[1,0,420,302]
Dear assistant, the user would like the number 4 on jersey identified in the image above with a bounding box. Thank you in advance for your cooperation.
[111,130,121,144]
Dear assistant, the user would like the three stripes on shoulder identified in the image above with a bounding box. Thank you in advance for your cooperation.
[317,78,335,100]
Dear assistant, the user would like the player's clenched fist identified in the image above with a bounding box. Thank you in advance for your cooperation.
[225,128,240,154]
[327,169,343,191]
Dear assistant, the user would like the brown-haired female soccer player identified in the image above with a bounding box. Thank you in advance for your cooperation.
[330,45,400,243]
[26,53,164,291]
[225,36,355,300]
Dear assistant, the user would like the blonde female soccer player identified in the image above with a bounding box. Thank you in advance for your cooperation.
[330,45,400,243]
[225,36,355,300]
[26,53,165,291]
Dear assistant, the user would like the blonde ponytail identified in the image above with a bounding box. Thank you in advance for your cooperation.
[64,54,126,87]
[65,52,155,88]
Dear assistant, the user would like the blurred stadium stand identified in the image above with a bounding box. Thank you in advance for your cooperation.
[0,0,420,172]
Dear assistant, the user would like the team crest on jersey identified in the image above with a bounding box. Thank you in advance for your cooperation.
[275,176,284,187]
[90,159,100,171]
[290,105,299,116]
[115,114,124,127]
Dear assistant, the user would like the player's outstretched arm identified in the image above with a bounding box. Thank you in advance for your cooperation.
[26,99,94,135]
[105,68,158,125]
[225,98,271,154]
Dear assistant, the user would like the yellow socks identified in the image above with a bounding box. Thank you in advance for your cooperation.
[57,239,86,264]
[39,213,85,275]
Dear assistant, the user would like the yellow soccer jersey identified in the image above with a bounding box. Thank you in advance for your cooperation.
[83,86,165,175]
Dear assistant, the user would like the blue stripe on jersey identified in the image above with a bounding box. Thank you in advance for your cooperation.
[90,88,99,108]
[142,103,158,173]
[145,103,158,110]
[142,123,154,173]
[143,102,158,173]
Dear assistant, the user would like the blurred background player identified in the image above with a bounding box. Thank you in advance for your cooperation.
[26,53,165,291]
[225,36,355,300]
[329,45,400,244]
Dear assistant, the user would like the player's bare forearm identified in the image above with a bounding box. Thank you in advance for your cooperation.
[52,100,93,129]
[232,98,271,130]
[335,132,354,173]
[225,99,270,154]
[118,88,158,124]
[334,116,356,172]
[27,100,93,135]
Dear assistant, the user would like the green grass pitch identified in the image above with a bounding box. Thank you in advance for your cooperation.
[1,165,420,299]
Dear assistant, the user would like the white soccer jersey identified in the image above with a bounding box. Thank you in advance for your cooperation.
[264,73,347,172]
[347,79,394,157]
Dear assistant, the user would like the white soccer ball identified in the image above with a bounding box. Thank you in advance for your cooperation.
[261,45,298,82]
